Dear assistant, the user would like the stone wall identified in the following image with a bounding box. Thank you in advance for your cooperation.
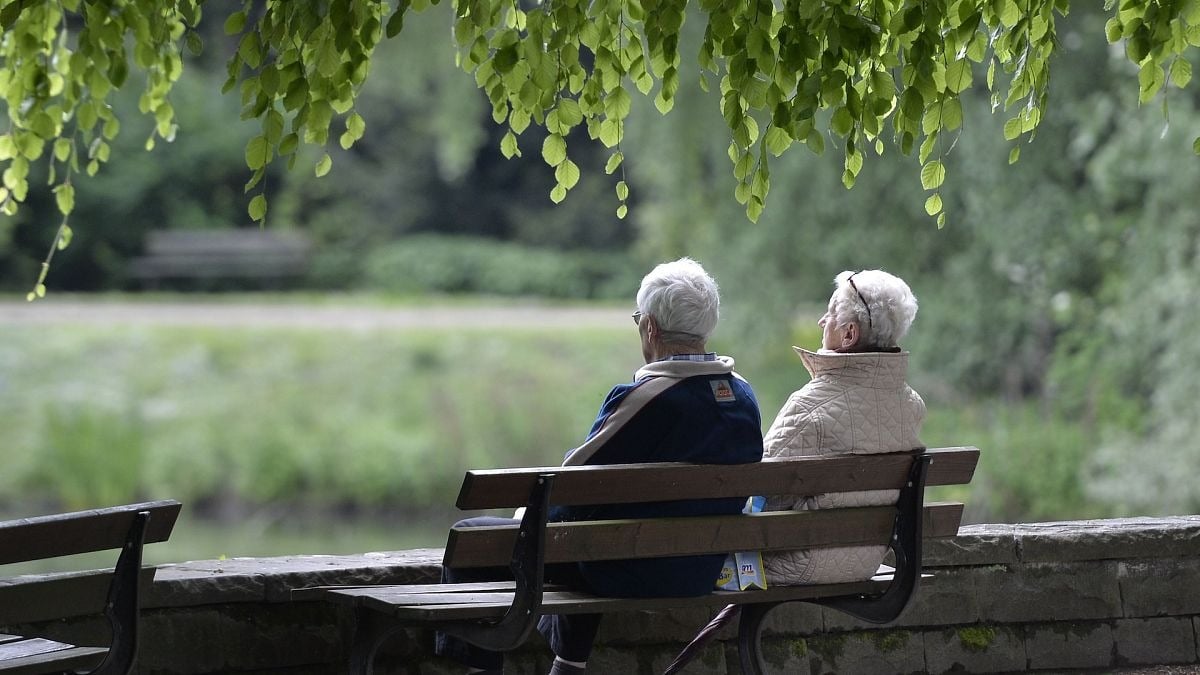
[5,517,1200,674]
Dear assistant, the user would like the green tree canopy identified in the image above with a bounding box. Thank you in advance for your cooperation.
[1,0,1198,297]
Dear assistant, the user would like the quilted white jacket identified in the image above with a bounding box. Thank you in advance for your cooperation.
[761,347,926,585]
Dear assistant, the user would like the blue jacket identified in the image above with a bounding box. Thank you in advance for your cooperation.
[550,356,763,597]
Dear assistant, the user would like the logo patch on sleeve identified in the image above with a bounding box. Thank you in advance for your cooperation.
[710,379,736,402]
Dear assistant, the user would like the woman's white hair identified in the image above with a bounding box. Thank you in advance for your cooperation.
[636,257,720,342]
[832,269,918,349]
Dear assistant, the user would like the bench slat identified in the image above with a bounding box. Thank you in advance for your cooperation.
[0,567,159,625]
[456,447,979,510]
[445,502,963,568]
[344,577,898,621]
[0,500,180,566]
[0,640,107,675]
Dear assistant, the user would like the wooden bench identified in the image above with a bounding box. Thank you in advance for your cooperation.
[0,500,181,675]
[128,230,311,287]
[298,447,978,674]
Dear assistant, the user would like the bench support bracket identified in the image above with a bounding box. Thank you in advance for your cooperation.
[812,452,931,624]
[89,509,150,675]
[434,473,555,652]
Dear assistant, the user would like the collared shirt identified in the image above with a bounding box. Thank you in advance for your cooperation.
[659,352,718,363]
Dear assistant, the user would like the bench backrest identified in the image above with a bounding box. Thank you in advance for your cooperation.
[0,500,181,566]
[445,447,977,568]
[0,501,181,626]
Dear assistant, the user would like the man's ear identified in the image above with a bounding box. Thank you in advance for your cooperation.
[840,321,860,351]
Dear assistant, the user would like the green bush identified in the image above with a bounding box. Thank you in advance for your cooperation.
[362,235,641,299]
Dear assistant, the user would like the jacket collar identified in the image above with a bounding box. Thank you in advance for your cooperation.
[793,347,910,388]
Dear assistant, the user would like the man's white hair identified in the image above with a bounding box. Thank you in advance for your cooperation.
[833,269,918,349]
[636,257,720,342]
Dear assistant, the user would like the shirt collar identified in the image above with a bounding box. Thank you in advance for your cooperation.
[657,352,718,363]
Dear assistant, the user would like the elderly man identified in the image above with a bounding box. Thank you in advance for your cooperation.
[762,269,926,585]
[436,257,764,675]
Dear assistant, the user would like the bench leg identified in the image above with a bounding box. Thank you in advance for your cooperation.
[736,603,778,675]
[349,610,407,675]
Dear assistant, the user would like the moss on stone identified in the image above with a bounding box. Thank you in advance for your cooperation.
[790,638,809,658]
[808,633,848,661]
[957,626,998,653]
[869,630,911,652]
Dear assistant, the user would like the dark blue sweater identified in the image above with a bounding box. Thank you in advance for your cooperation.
[550,370,763,598]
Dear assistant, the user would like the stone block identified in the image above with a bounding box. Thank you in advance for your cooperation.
[926,525,1019,567]
[976,561,1121,623]
[924,625,1026,674]
[757,635,818,675]
[819,565,979,633]
[595,607,714,645]
[138,603,346,673]
[648,642,729,674]
[801,630,925,674]
[1016,517,1200,563]
[1119,558,1200,617]
[761,601,824,636]
[1024,621,1114,670]
[582,644,641,673]
[1113,617,1197,665]
[148,549,445,607]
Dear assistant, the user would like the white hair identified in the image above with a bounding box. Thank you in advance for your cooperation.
[832,269,918,349]
[636,257,720,342]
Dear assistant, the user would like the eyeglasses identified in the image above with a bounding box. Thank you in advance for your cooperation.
[847,274,872,328]
[632,310,643,326]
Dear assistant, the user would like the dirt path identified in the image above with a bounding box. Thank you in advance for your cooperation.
[0,298,630,330]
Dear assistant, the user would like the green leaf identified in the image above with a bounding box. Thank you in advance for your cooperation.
[616,180,629,200]
[920,160,946,190]
[1170,58,1192,88]
[224,11,247,35]
[831,107,854,136]
[542,133,567,166]
[616,204,628,219]
[605,151,624,174]
[557,99,583,128]
[245,135,269,170]
[945,60,973,93]
[1138,63,1165,103]
[57,225,73,250]
[1003,116,1023,140]
[53,184,74,215]
[550,184,567,203]
[315,153,333,178]
[764,126,792,156]
[53,139,72,162]
[1104,18,1123,43]
[248,194,267,221]
[386,1,408,38]
[555,159,580,189]
[501,130,520,159]
[924,193,943,216]
[1009,146,1021,164]
[1193,137,1200,155]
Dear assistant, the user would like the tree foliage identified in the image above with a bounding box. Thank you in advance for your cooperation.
[1,0,1199,296]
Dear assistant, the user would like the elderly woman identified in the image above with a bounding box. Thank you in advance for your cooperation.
[436,257,763,675]
[762,269,925,585]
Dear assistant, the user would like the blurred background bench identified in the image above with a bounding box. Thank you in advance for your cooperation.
[129,230,311,289]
